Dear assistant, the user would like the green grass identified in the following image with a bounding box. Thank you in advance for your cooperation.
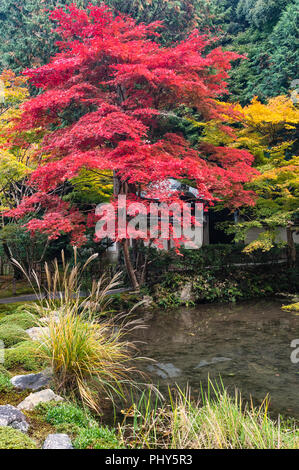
[0,373,13,393]
[0,323,29,347]
[0,311,38,329]
[36,401,123,449]
[0,364,9,376]
[2,340,43,371]
[0,302,34,315]
[45,403,94,428]
[121,384,299,449]
[74,426,123,449]
[0,426,37,449]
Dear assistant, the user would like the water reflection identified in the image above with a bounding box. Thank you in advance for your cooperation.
[135,299,299,418]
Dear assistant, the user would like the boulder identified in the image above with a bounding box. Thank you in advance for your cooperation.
[11,369,52,391]
[39,315,60,325]
[42,434,73,450]
[17,389,64,411]
[26,326,50,342]
[147,362,181,379]
[195,357,232,369]
[142,295,154,308]
[0,405,29,433]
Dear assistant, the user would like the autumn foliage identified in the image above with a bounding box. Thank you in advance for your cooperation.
[6,3,257,251]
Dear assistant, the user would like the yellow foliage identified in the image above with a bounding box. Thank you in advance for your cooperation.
[0,71,37,210]
[242,96,299,128]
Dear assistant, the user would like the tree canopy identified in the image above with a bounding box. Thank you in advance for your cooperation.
[5,3,259,287]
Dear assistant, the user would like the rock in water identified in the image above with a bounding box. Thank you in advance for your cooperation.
[195,357,232,369]
[42,434,73,449]
[147,362,181,378]
[0,405,29,433]
[11,369,52,391]
[17,389,64,411]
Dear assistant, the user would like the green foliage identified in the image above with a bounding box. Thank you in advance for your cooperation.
[0,312,37,329]
[147,244,289,274]
[0,0,296,103]
[105,0,222,44]
[67,169,113,205]
[0,323,28,347]
[0,0,217,74]
[121,384,299,449]
[74,426,122,449]
[0,373,13,393]
[2,340,42,371]
[263,1,299,97]
[147,245,299,307]
[157,272,245,305]
[226,0,298,102]
[0,426,37,449]
[236,0,289,28]
[0,220,51,273]
[39,401,122,449]
[0,1,95,74]
[0,365,9,377]
[45,403,93,428]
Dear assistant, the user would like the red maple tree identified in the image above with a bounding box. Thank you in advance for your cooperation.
[7,3,258,288]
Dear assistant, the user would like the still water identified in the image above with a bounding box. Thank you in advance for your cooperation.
[135,299,299,418]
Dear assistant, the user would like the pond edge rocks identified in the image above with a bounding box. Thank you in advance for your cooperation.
[42,433,73,450]
[0,405,29,433]
[17,389,64,411]
[11,369,53,391]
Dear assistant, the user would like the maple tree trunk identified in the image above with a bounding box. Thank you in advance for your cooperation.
[114,173,140,290]
[286,224,296,268]
[121,239,140,290]
[2,243,23,280]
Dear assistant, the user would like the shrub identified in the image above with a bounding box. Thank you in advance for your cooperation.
[2,340,42,371]
[45,403,93,428]
[0,426,37,449]
[0,312,37,329]
[0,324,29,347]
[74,426,122,449]
[282,302,299,313]
[0,373,12,393]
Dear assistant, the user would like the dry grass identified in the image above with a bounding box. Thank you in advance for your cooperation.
[39,310,144,412]
[121,383,299,449]
[12,249,148,412]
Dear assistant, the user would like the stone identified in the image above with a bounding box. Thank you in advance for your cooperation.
[11,369,53,391]
[195,357,232,369]
[179,282,195,303]
[39,315,60,325]
[26,326,50,342]
[42,434,73,450]
[17,389,64,411]
[142,295,154,308]
[147,362,181,379]
[0,405,29,433]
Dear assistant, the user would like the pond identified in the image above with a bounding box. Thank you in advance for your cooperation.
[134,299,299,419]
